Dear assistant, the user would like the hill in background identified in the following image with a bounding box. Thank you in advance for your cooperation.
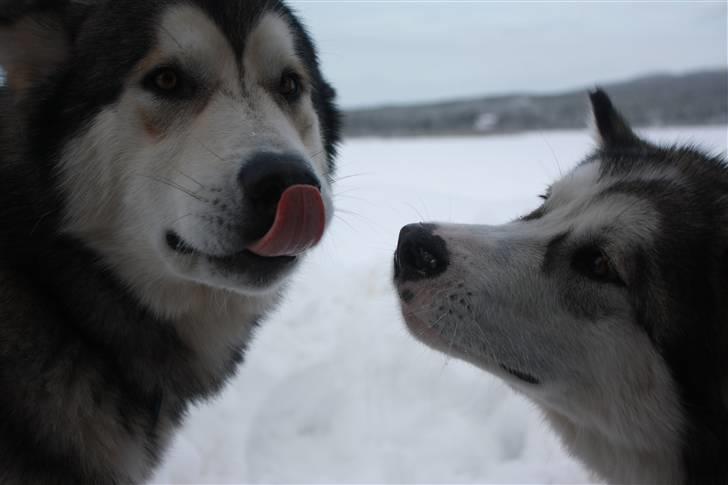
[343,70,727,138]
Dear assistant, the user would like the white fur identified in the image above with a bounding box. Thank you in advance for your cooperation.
[56,5,332,375]
[0,3,336,482]
[398,157,686,484]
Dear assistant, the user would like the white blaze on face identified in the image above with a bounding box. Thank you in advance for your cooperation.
[542,162,661,251]
[548,160,603,208]
[241,12,332,213]
[57,3,332,305]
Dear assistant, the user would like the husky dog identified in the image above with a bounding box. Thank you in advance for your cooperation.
[0,0,339,483]
[394,91,728,485]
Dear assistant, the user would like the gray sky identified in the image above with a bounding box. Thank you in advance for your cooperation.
[290,1,727,109]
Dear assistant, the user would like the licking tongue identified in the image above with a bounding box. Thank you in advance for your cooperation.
[248,185,326,258]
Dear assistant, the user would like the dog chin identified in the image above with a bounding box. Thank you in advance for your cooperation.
[399,290,541,387]
[161,234,300,294]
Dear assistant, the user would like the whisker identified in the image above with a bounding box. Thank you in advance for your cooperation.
[441,317,461,370]
[334,209,385,232]
[132,174,206,202]
[333,214,358,233]
[164,212,197,227]
[401,201,426,223]
[332,172,375,183]
[174,169,204,191]
[539,131,563,177]
[192,136,227,164]
[333,190,373,200]
[400,287,453,319]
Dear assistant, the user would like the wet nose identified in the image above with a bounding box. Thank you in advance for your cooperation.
[239,152,320,208]
[239,152,320,238]
[394,223,449,281]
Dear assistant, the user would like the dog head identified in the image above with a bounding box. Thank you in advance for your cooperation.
[394,91,728,480]
[0,0,340,298]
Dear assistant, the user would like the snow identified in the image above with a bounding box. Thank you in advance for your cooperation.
[153,126,727,484]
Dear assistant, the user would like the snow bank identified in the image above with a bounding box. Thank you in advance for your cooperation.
[154,126,727,484]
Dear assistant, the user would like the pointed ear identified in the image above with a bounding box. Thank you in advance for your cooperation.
[0,2,73,97]
[588,89,641,148]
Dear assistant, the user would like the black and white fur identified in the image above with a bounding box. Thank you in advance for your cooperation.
[0,1,339,483]
[394,91,728,484]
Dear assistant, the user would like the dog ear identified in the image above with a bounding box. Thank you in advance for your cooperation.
[588,89,641,148]
[0,1,83,97]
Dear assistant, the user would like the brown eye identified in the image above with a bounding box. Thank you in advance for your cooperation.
[591,253,611,279]
[572,246,624,286]
[142,65,195,99]
[155,69,178,91]
[279,71,302,101]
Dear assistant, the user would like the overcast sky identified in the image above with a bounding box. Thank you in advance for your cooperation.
[290,1,727,109]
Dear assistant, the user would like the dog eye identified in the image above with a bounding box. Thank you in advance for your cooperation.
[572,246,624,285]
[142,66,194,99]
[155,69,178,91]
[590,253,611,279]
[279,71,302,102]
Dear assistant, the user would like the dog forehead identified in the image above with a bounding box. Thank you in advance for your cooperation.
[79,0,286,56]
[156,0,290,57]
[184,0,288,56]
[543,159,660,244]
[155,5,231,61]
[244,12,300,74]
[549,159,602,204]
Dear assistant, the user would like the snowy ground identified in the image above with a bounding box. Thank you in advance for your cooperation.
[154,126,728,484]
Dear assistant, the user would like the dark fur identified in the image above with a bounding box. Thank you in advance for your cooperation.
[591,90,728,484]
[0,1,339,483]
[553,91,728,483]
[394,90,728,484]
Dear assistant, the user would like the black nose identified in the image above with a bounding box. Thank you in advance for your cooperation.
[394,224,449,282]
[239,152,320,238]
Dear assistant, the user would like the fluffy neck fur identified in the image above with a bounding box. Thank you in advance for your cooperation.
[544,409,684,484]
[0,91,275,483]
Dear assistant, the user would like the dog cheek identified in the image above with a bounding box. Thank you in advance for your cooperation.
[137,108,167,141]
[297,106,327,173]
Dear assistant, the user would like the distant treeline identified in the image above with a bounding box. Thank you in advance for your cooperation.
[343,70,728,138]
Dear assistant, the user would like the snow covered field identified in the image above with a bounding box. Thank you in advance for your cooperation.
[154,126,728,484]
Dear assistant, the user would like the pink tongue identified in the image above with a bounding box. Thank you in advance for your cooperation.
[248,185,326,258]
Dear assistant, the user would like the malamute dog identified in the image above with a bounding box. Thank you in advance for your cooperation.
[0,0,339,483]
[394,91,727,484]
